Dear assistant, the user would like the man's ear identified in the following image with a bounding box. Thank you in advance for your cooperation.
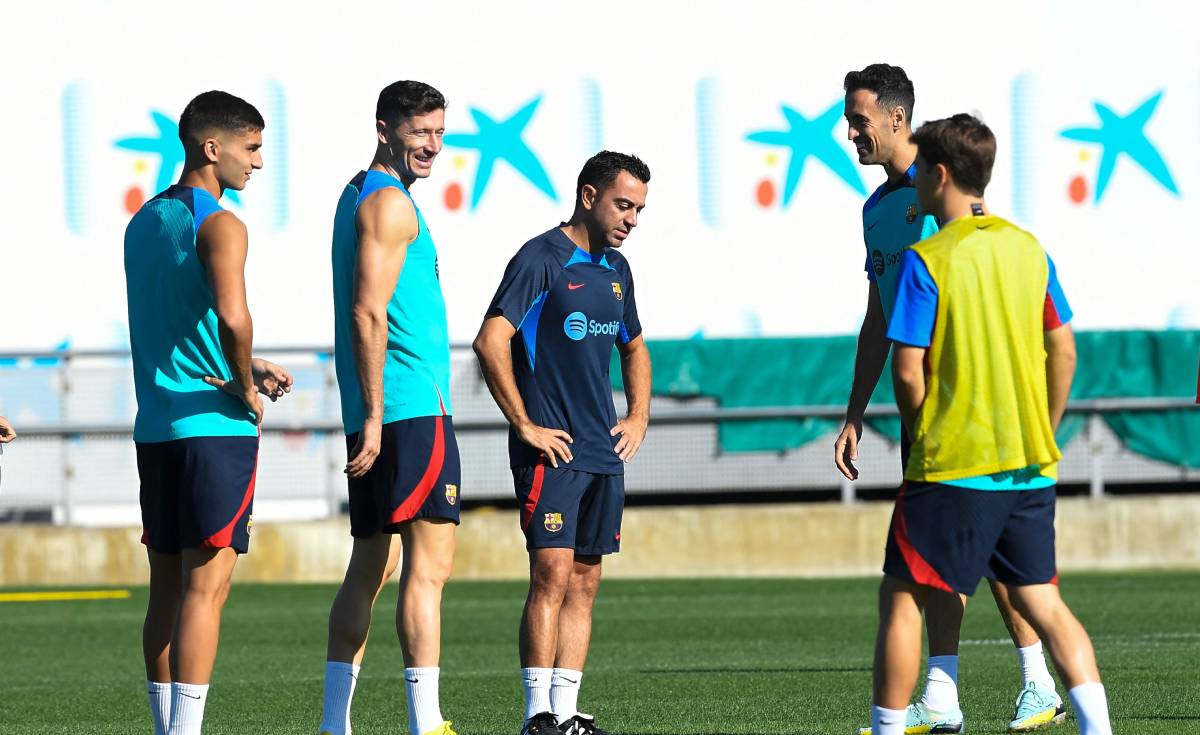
[935,162,950,193]
[376,120,389,146]
[580,184,597,211]
[892,106,906,133]
[202,136,220,164]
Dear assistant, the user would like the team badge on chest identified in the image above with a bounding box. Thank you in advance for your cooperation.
[544,512,563,532]
[906,204,917,224]
[611,282,623,300]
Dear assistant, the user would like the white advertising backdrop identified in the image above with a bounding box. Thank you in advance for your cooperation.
[0,0,1196,350]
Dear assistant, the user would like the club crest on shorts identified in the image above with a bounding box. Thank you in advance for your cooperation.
[906,204,917,224]
[611,282,623,300]
[445,484,458,506]
[544,512,563,532]
[246,514,254,535]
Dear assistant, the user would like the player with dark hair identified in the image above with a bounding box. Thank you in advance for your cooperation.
[473,151,652,735]
[838,65,1065,734]
[125,89,292,735]
[319,80,458,735]
[868,113,1111,735]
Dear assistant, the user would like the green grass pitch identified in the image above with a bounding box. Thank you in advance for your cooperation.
[1,572,1198,734]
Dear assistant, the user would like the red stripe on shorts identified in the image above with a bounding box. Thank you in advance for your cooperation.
[389,416,446,524]
[203,451,258,549]
[521,464,546,532]
[892,483,954,593]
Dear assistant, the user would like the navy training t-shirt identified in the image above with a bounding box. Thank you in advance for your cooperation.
[486,226,642,474]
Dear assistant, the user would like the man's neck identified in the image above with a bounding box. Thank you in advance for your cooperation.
[178,167,222,200]
[882,138,918,185]
[561,219,602,254]
[369,153,416,188]
[940,193,989,223]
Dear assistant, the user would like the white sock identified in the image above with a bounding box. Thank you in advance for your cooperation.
[920,655,959,712]
[147,680,171,735]
[1017,641,1057,692]
[167,682,208,735]
[404,666,444,735]
[550,668,583,724]
[872,705,907,735]
[522,667,553,720]
[319,661,360,735]
[1068,683,1112,735]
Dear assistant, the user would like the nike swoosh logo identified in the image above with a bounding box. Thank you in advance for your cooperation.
[866,221,880,231]
[559,677,579,684]
[181,693,202,700]
[567,282,585,290]
[405,677,419,683]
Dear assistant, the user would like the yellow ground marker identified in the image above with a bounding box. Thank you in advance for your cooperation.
[0,589,132,603]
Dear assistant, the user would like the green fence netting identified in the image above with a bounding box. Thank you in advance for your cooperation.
[610,330,1200,467]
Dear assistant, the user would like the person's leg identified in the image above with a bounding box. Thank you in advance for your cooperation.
[872,576,930,734]
[143,549,180,735]
[918,590,965,714]
[521,547,576,722]
[1006,583,1110,735]
[327,534,401,664]
[168,546,238,735]
[991,577,1060,703]
[396,518,456,735]
[550,555,601,723]
[320,533,400,735]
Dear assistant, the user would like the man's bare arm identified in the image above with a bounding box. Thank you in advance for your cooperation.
[197,211,261,424]
[473,315,574,467]
[346,187,417,478]
[612,335,651,462]
[835,281,890,480]
[892,344,928,436]
[1044,323,1077,432]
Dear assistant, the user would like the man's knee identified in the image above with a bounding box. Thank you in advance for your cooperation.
[566,556,602,601]
[529,553,574,604]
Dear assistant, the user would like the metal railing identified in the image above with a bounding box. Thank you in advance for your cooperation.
[1,348,1198,525]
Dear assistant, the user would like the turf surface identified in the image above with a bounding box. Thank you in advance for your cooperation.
[1,572,1198,734]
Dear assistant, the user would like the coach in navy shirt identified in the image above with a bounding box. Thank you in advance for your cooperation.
[473,151,652,735]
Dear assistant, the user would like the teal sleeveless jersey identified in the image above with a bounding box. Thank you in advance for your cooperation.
[123,185,258,442]
[331,170,452,435]
[862,164,940,322]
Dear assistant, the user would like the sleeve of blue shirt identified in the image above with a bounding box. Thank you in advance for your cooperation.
[886,249,939,348]
[1045,253,1073,326]
[619,266,642,344]
[486,244,554,329]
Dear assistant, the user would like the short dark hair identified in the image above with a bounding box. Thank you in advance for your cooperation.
[178,91,264,145]
[843,63,916,123]
[912,113,997,196]
[575,151,651,204]
[376,81,446,127]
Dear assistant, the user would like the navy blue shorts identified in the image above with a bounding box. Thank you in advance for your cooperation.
[884,481,1058,595]
[346,416,461,537]
[514,465,623,556]
[137,435,259,555]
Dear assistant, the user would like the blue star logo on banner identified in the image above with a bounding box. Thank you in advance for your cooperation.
[444,96,558,209]
[1061,91,1179,203]
[746,100,866,206]
[115,110,241,204]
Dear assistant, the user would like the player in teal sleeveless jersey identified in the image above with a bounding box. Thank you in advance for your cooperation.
[332,168,452,433]
[123,91,292,735]
[320,81,459,735]
[836,67,1066,735]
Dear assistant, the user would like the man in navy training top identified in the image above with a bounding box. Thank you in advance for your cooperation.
[124,90,292,735]
[473,151,653,735]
